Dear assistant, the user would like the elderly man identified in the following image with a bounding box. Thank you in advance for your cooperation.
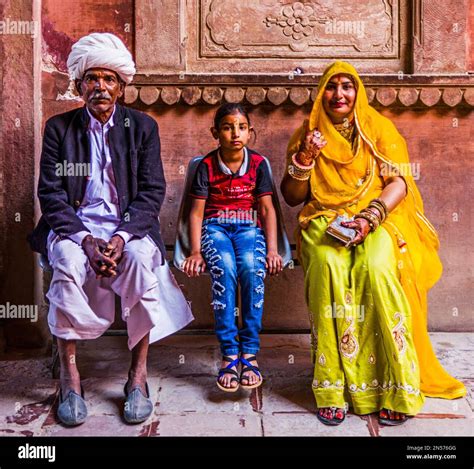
[28,33,193,426]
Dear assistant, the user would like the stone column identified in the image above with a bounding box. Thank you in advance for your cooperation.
[0,0,49,349]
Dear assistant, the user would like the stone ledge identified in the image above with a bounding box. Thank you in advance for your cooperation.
[124,84,474,108]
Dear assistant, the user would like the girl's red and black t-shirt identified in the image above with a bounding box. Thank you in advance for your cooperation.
[189,148,274,225]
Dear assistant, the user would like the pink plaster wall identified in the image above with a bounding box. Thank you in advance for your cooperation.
[1,0,472,349]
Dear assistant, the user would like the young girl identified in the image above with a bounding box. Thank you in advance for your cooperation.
[182,103,283,392]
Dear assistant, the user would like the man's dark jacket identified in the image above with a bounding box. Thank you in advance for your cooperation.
[27,103,167,263]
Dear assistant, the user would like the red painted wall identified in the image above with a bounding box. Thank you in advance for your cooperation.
[0,0,472,349]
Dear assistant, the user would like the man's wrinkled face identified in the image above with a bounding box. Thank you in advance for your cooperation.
[76,68,124,118]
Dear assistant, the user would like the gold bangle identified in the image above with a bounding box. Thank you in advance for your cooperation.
[355,211,380,231]
[369,200,386,219]
[366,210,381,229]
[287,164,311,181]
[373,198,388,213]
[287,153,314,181]
[292,152,315,171]
[368,204,386,223]
[371,198,388,217]
[366,206,384,223]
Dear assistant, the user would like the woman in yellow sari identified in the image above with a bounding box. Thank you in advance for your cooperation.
[281,61,466,426]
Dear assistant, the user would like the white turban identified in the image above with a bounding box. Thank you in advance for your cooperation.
[67,32,136,85]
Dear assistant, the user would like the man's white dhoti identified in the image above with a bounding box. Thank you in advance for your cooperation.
[46,233,194,350]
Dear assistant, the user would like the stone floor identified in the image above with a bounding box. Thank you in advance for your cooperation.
[0,333,472,437]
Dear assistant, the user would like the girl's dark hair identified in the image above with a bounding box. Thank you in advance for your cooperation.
[213,103,251,130]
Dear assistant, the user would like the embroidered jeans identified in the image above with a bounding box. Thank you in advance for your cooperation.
[201,219,267,356]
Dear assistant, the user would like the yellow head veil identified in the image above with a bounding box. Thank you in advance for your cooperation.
[287,61,466,399]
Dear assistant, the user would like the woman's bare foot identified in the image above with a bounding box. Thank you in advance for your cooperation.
[316,407,346,425]
[379,408,408,425]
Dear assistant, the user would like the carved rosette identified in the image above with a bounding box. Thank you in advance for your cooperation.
[264,2,318,52]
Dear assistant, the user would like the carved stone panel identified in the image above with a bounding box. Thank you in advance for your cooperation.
[201,0,397,58]
[190,0,408,73]
[136,0,410,74]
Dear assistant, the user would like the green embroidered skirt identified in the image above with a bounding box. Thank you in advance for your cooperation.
[299,216,425,415]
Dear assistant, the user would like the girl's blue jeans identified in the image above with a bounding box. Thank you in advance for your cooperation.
[201,219,267,356]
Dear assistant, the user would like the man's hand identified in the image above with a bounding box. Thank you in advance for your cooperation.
[101,235,126,276]
[81,235,118,277]
[104,235,125,263]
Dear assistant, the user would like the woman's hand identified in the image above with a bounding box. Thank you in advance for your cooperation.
[341,218,371,247]
[182,253,206,277]
[266,251,283,276]
[297,121,327,166]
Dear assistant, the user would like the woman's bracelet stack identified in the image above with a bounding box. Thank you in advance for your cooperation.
[354,198,389,232]
[288,152,315,181]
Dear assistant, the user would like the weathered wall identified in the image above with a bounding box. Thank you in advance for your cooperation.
[137,103,473,333]
[1,0,473,349]
[0,0,48,347]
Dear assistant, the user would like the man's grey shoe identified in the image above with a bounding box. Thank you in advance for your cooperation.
[123,381,153,424]
[57,387,87,426]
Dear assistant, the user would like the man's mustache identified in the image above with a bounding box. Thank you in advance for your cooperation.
[90,92,111,100]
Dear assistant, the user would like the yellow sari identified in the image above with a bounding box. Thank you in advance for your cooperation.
[287,61,465,413]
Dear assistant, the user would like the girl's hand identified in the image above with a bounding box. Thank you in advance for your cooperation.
[341,218,371,247]
[266,251,283,276]
[182,253,206,277]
